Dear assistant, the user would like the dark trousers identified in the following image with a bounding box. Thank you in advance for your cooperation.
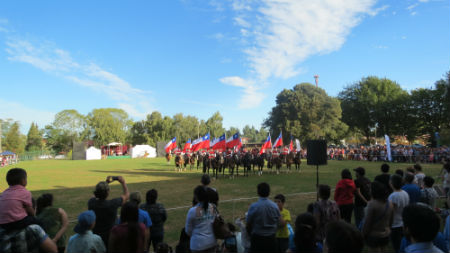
[354,205,365,228]
[339,204,354,223]
[250,234,276,253]
[149,234,164,252]
[390,227,403,253]
[276,238,289,253]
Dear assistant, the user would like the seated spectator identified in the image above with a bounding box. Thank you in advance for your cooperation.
[109,202,148,253]
[389,174,410,253]
[66,210,106,253]
[88,176,129,248]
[414,164,425,188]
[0,224,57,253]
[0,168,38,230]
[313,184,340,242]
[362,181,393,253]
[334,169,356,223]
[402,173,421,204]
[290,212,322,253]
[324,221,364,253]
[36,193,68,253]
[140,189,167,253]
[374,164,392,194]
[274,194,291,253]
[419,176,439,208]
[402,204,443,253]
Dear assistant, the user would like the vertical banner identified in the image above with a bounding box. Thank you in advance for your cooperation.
[295,139,301,151]
[385,134,392,162]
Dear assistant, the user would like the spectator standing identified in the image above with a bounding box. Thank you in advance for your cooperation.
[324,221,364,253]
[246,182,280,253]
[140,189,167,252]
[0,224,57,253]
[201,174,219,206]
[402,173,421,204]
[441,163,450,197]
[109,202,148,253]
[290,212,322,253]
[334,169,356,223]
[313,184,340,242]
[0,168,37,230]
[419,176,439,208]
[66,210,106,253]
[414,164,425,188]
[362,181,393,253]
[88,176,129,248]
[402,204,443,253]
[126,192,152,228]
[36,193,68,253]
[353,167,371,228]
[185,185,217,253]
[374,164,392,194]
[274,194,291,253]
[389,174,410,253]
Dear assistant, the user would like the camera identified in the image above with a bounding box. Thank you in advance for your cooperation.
[111,176,119,181]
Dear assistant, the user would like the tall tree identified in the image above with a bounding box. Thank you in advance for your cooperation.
[26,122,43,151]
[265,83,348,144]
[206,112,224,138]
[5,122,25,153]
[87,108,132,146]
[53,109,88,143]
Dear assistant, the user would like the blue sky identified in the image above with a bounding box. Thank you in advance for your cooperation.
[0,0,449,134]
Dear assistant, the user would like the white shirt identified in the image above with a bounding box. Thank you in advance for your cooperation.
[388,190,409,228]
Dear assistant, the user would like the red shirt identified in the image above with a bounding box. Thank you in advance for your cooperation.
[334,179,356,206]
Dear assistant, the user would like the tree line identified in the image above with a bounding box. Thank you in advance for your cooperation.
[2,70,449,154]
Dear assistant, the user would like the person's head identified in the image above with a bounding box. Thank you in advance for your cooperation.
[74,210,96,234]
[404,173,415,184]
[406,167,415,174]
[413,164,422,172]
[325,221,364,253]
[129,191,142,205]
[94,181,110,200]
[156,242,173,253]
[36,193,53,215]
[390,174,403,190]
[443,163,450,172]
[395,169,404,178]
[341,169,352,180]
[381,163,390,173]
[120,201,139,224]
[318,184,331,200]
[257,182,270,198]
[6,168,27,186]
[201,174,211,186]
[193,185,209,211]
[353,167,365,177]
[146,189,158,205]
[274,194,285,210]
[371,181,389,201]
[423,176,435,188]
[294,212,317,252]
[402,204,440,243]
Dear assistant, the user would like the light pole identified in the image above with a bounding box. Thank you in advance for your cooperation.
[314,75,319,87]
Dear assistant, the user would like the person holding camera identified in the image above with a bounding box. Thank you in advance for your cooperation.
[88,176,129,250]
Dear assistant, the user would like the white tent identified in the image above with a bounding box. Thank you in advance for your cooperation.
[86,146,102,160]
[131,145,156,158]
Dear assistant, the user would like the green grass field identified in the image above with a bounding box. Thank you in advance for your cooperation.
[0,158,444,248]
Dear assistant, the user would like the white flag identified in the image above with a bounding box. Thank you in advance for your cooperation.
[295,139,301,151]
[385,134,392,162]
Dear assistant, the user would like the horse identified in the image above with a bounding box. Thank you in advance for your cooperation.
[241,152,253,177]
[225,154,236,178]
[196,152,203,170]
[285,152,295,172]
[189,155,196,170]
[202,155,211,174]
[255,154,265,176]
[175,154,184,172]
[165,153,171,164]
[294,152,302,171]
[271,155,282,174]
[183,154,189,171]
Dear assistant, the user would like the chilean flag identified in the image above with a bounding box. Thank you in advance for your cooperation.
[164,137,177,153]
[259,134,272,154]
[192,133,210,152]
[289,136,294,152]
[182,139,192,153]
[226,132,240,148]
[211,134,226,150]
[273,132,283,148]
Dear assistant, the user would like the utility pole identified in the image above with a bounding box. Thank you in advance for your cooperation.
[314,75,319,87]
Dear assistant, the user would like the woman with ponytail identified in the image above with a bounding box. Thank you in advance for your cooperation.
[185,185,217,253]
[109,202,147,253]
[290,213,322,253]
[36,193,69,253]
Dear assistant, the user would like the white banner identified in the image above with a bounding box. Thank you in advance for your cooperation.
[385,134,392,162]
[295,139,301,151]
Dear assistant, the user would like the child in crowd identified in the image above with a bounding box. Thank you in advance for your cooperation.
[275,194,291,253]
[0,168,38,230]
[235,211,250,253]
[66,210,106,253]
[420,176,439,209]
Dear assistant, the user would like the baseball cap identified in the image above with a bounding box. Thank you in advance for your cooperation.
[74,210,96,234]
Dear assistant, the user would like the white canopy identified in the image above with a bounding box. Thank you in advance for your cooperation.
[86,146,102,160]
[107,142,122,146]
[131,145,156,158]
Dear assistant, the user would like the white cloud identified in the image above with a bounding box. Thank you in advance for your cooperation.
[220,0,381,108]
[219,76,265,109]
[5,37,153,119]
[407,3,419,10]
[418,0,429,2]
[411,11,417,16]
[0,99,55,133]
[374,45,388,49]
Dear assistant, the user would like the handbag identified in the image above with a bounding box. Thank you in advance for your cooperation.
[212,206,231,239]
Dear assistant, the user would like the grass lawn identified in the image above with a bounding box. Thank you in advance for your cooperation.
[0,158,444,248]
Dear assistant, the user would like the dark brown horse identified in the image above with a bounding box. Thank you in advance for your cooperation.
[294,152,302,171]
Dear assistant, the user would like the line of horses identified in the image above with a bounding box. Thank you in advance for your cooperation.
[166,151,302,178]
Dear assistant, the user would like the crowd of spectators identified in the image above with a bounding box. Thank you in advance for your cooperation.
[0,162,449,253]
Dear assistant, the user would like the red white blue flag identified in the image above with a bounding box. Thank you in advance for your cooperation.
[273,132,283,148]
[226,132,240,148]
[289,136,294,152]
[182,139,192,153]
[212,134,226,150]
[259,134,272,154]
[164,137,177,153]
[192,133,210,152]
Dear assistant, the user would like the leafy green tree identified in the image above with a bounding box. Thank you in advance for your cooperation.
[206,112,224,138]
[53,110,88,142]
[26,122,43,151]
[87,108,132,146]
[265,83,348,144]
[43,125,72,153]
[5,122,25,153]
[225,127,240,138]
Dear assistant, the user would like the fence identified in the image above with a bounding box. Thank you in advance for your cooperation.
[18,151,60,161]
